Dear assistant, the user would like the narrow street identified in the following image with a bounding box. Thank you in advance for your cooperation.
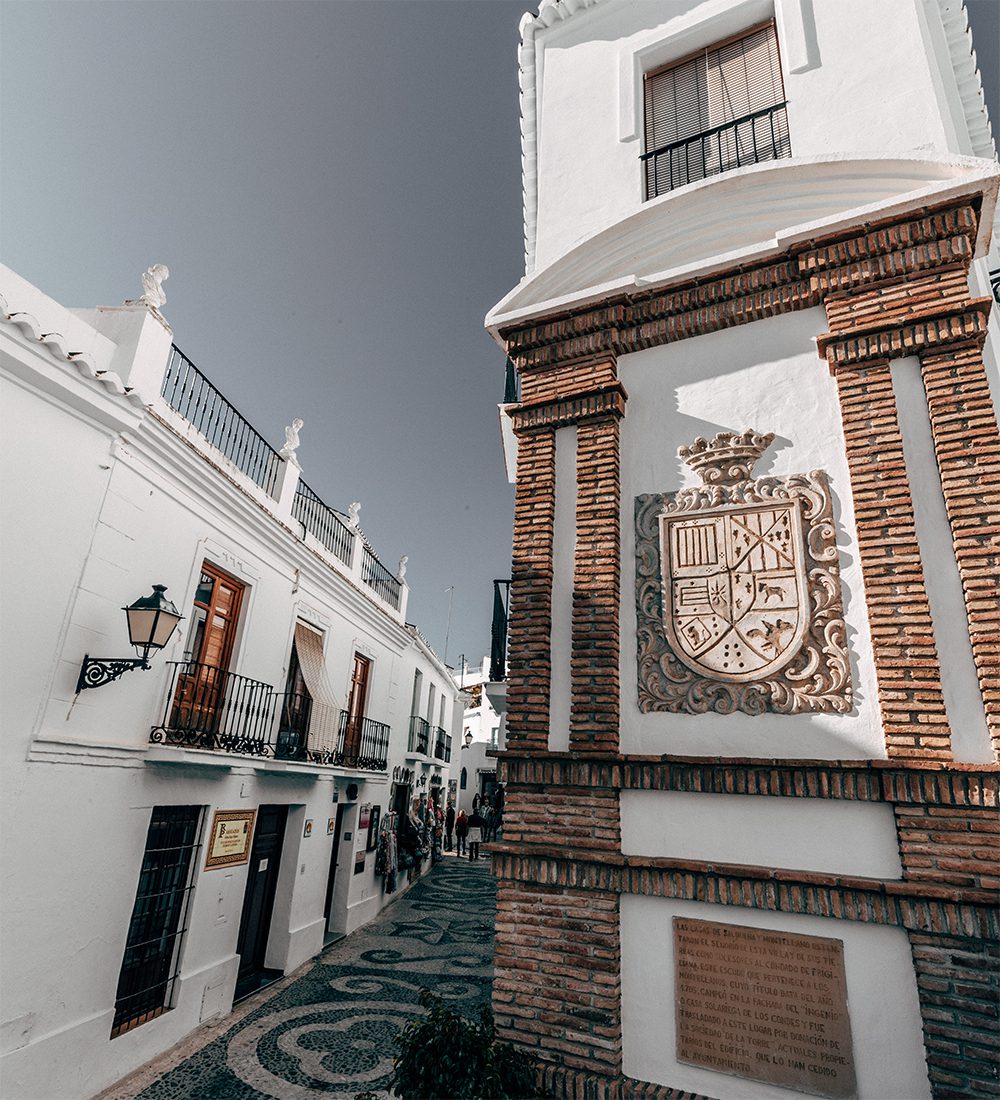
[105,857,495,1100]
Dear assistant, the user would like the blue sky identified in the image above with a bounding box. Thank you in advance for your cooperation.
[1,0,997,667]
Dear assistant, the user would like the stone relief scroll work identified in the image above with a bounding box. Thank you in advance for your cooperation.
[636,430,852,715]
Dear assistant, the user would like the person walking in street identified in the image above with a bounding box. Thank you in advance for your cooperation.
[445,801,456,852]
[454,809,468,856]
[491,783,505,840]
[467,807,486,860]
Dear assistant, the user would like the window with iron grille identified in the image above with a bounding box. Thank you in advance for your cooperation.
[642,21,790,199]
[111,806,204,1038]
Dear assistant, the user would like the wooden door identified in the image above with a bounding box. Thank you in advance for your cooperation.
[235,805,286,1000]
[172,565,244,735]
[343,653,371,764]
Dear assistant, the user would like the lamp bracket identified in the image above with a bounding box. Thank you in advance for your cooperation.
[76,655,150,693]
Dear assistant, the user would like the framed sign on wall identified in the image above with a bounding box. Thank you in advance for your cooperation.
[366,805,381,850]
[204,809,256,870]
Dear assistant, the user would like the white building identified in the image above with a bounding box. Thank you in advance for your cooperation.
[449,656,507,814]
[487,1,999,1099]
[0,265,461,1099]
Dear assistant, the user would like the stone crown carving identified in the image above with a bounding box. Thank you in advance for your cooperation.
[678,429,775,486]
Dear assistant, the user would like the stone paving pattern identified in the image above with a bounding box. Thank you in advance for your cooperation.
[112,856,494,1100]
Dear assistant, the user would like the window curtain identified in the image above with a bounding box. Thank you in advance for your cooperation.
[293,623,341,758]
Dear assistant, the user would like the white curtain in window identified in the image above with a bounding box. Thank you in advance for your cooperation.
[294,623,341,757]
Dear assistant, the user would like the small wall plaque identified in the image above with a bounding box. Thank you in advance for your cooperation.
[204,809,256,870]
[303,819,314,838]
[327,817,336,835]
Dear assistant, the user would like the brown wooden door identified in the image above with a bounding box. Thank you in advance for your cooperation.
[172,565,245,735]
[343,654,371,764]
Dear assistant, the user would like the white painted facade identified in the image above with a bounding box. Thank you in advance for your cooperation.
[0,266,461,1099]
[450,657,506,814]
[488,1,998,1097]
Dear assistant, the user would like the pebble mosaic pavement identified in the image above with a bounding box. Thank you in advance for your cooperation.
[106,855,495,1100]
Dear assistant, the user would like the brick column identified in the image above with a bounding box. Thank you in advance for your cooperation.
[507,427,557,751]
[918,340,1000,759]
[832,360,952,760]
[571,414,622,752]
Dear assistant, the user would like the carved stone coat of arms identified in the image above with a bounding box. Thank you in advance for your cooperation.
[635,430,852,715]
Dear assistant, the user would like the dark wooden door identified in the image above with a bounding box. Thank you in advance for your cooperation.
[343,653,371,763]
[235,805,286,999]
[323,804,348,926]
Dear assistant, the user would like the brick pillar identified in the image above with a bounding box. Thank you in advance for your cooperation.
[571,414,622,752]
[494,880,623,1078]
[918,340,1000,759]
[833,360,952,760]
[506,427,557,751]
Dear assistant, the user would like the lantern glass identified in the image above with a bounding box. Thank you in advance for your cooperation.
[124,585,183,657]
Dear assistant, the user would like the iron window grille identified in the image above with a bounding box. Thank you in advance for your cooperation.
[111,805,204,1038]
[642,21,790,199]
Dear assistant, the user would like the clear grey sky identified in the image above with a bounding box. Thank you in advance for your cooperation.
[1,1,997,668]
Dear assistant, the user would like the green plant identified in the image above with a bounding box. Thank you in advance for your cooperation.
[390,988,540,1100]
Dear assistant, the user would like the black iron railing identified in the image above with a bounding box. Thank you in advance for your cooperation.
[503,356,519,404]
[275,690,312,760]
[408,715,430,755]
[292,480,355,565]
[336,712,390,771]
[151,661,278,756]
[433,727,451,762]
[161,346,281,496]
[362,544,402,610]
[642,102,790,199]
[990,267,1000,305]
[490,579,511,683]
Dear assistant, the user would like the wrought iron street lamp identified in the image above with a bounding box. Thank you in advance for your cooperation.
[76,585,183,692]
[463,730,473,748]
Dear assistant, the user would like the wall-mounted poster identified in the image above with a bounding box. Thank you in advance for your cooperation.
[353,848,366,875]
[204,809,256,870]
[359,803,372,831]
[366,805,381,851]
[303,819,314,838]
[327,817,337,835]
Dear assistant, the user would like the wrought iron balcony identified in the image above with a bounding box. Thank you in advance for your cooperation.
[275,690,312,761]
[161,346,281,495]
[336,712,390,771]
[641,101,790,199]
[408,715,430,755]
[433,727,451,763]
[150,661,278,756]
[361,545,402,610]
[292,480,354,565]
[490,579,511,683]
[503,356,520,404]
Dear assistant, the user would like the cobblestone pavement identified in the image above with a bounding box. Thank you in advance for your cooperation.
[107,855,494,1100]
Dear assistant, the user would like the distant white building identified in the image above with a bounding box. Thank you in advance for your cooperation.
[0,265,461,1099]
[449,656,506,814]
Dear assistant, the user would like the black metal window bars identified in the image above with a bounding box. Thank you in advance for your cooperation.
[642,101,790,198]
[408,715,431,755]
[149,661,389,772]
[161,346,281,496]
[490,579,511,683]
[111,806,203,1038]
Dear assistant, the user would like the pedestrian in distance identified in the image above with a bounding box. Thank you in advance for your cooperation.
[467,807,486,860]
[454,808,469,856]
[445,801,456,852]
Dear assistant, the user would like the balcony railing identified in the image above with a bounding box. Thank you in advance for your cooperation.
[990,267,1000,305]
[151,663,389,772]
[490,579,511,683]
[433,727,451,763]
[362,544,402,610]
[408,715,430,755]
[161,346,281,496]
[503,356,520,404]
[150,661,278,756]
[292,480,354,565]
[641,101,790,199]
[336,712,390,771]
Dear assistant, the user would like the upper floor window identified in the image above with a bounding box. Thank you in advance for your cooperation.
[642,21,789,199]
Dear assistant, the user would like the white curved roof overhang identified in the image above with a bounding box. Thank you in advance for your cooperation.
[515,0,996,275]
[486,153,1000,341]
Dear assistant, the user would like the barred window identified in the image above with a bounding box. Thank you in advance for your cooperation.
[111,806,203,1038]
[642,21,790,198]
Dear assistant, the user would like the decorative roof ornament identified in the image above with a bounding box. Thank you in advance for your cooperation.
[398,555,408,580]
[130,264,169,313]
[279,418,303,465]
[347,502,361,529]
[678,429,775,486]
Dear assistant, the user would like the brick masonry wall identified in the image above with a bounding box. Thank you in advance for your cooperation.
[908,933,1000,1097]
[895,804,1000,890]
[918,341,1000,755]
[832,360,952,760]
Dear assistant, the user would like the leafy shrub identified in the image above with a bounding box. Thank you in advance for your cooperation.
[389,987,540,1100]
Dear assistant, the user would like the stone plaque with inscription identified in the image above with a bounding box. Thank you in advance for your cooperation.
[673,918,857,1099]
